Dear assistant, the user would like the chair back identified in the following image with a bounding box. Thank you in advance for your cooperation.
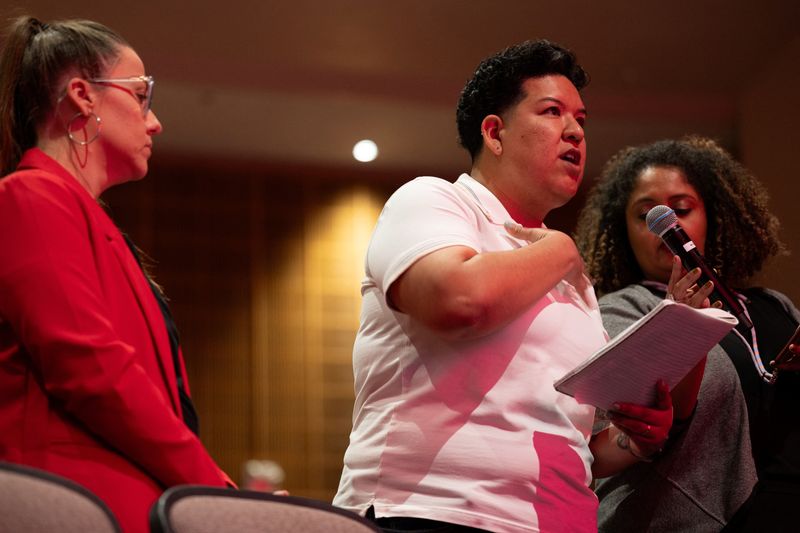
[0,461,120,533]
[150,485,380,533]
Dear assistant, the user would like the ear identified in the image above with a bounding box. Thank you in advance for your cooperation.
[62,77,95,116]
[480,114,504,156]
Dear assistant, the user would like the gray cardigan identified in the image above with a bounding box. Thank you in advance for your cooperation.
[594,284,769,532]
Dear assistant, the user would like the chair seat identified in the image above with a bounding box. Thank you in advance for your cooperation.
[0,461,120,533]
[150,485,380,533]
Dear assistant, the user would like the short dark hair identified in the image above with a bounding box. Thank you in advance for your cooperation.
[456,39,589,161]
[0,16,127,174]
[575,136,786,296]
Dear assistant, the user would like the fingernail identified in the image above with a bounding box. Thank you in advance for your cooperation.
[503,220,520,230]
[692,268,702,275]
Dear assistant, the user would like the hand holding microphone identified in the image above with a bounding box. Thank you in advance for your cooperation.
[666,256,716,308]
[646,205,753,329]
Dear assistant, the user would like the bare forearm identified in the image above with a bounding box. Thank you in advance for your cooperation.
[590,426,646,479]
[456,232,581,331]
[391,231,583,339]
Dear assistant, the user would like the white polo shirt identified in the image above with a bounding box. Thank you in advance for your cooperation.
[334,174,608,533]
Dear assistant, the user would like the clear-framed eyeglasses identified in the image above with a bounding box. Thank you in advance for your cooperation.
[88,75,154,117]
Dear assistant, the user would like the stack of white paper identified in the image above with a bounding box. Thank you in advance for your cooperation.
[554,299,738,410]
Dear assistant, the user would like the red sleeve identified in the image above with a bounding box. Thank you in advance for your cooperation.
[0,173,232,488]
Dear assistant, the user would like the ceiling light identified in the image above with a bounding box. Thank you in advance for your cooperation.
[353,139,378,162]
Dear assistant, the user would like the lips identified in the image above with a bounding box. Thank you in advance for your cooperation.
[559,148,581,166]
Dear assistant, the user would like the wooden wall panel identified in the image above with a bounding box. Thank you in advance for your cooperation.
[105,159,397,501]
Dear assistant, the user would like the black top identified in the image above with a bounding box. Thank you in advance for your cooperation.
[643,285,800,484]
[123,235,200,436]
[719,288,800,484]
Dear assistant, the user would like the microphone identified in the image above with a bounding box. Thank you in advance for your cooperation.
[646,205,752,329]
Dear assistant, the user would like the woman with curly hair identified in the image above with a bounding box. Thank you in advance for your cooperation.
[576,136,799,532]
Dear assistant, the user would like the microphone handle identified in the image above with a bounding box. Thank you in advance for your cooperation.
[661,227,753,329]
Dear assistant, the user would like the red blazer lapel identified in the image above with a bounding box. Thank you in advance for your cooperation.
[105,229,181,412]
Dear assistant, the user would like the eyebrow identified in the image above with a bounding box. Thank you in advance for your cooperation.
[537,96,588,116]
[630,193,700,207]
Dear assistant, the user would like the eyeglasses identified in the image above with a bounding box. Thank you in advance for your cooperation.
[88,75,154,117]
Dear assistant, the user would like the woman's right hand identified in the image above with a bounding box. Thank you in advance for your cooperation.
[503,222,588,293]
[666,256,717,309]
[609,380,673,459]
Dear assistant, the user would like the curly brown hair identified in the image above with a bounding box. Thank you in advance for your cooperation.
[575,136,786,296]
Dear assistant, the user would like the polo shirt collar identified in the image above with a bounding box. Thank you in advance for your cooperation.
[455,173,516,226]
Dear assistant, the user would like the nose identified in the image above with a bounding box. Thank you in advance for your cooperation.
[563,115,584,146]
[146,110,163,135]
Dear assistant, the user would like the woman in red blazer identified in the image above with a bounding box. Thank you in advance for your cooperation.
[0,17,232,532]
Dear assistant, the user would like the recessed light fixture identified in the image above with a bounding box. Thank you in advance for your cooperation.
[353,139,378,163]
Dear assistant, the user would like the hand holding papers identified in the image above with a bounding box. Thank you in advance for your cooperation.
[554,299,738,410]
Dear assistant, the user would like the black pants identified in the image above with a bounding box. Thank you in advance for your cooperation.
[367,507,492,533]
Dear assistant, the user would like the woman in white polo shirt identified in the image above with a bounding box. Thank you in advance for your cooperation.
[334,40,673,533]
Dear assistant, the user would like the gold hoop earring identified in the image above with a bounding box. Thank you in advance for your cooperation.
[67,112,101,145]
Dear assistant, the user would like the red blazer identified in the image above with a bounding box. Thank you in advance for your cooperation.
[0,149,231,532]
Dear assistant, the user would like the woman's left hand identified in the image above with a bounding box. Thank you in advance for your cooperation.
[609,379,673,458]
[666,256,716,309]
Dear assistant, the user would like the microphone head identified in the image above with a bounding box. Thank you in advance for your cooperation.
[646,205,677,236]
